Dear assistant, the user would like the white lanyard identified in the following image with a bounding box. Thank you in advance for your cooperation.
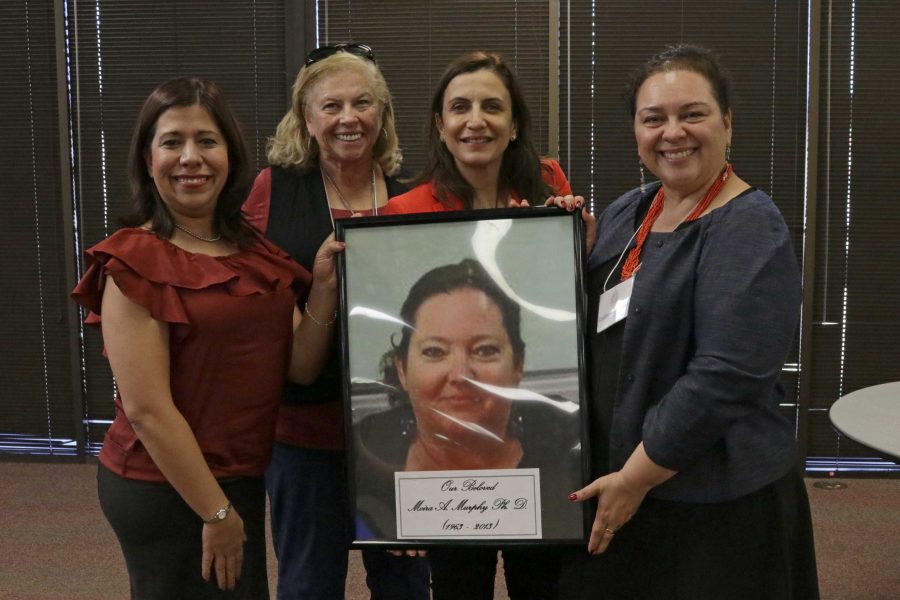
[596,226,640,333]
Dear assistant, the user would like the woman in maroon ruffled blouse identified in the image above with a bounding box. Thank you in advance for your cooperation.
[72,77,343,599]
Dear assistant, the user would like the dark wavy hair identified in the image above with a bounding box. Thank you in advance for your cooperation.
[385,259,525,385]
[624,44,736,118]
[122,77,255,247]
[411,51,552,209]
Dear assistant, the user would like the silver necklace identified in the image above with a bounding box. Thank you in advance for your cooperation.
[174,222,221,242]
[321,166,378,217]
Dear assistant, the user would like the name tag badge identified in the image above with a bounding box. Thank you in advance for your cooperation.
[596,276,634,333]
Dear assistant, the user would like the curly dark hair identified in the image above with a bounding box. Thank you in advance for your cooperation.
[624,44,736,118]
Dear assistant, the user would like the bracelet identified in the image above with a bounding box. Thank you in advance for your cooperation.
[304,301,337,327]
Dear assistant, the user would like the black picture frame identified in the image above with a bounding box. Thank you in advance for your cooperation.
[336,207,589,547]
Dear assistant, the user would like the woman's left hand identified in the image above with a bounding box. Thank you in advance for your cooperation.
[569,470,649,555]
[544,195,597,252]
[508,195,586,211]
[311,233,346,289]
[546,194,585,212]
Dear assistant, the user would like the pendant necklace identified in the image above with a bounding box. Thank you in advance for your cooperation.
[321,166,378,219]
[174,222,221,242]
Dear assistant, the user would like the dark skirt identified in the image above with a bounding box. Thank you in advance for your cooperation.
[98,464,268,600]
[557,467,819,599]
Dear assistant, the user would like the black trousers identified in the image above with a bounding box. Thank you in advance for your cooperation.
[98,464,268,600]
[428,546,561,600]
[557,468,820,600]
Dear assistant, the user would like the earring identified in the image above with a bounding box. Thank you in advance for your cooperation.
[725,143,732,164]
[400,409,416,439]
[639,159,646,194]
[510,133,517,142]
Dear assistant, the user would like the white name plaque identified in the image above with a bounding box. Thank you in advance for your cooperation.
[394,468,542,540]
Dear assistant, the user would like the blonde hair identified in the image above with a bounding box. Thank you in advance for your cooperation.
[266,52,402,175]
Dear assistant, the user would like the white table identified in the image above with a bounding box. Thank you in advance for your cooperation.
[829,381,900,460]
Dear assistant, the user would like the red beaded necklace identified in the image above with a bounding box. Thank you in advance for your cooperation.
[620,163,733,281]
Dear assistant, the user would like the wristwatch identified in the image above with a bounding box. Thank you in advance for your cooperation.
[202,501,232,524]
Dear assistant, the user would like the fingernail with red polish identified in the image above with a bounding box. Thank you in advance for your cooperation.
[568,493,577,501]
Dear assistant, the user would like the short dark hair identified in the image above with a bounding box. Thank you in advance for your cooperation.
[122,77,255,247]
[391,258,526,371]
[412,51,552,209]
[624,44,735,118]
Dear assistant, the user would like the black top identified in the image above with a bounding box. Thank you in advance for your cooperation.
[266,166,409,405]
[585,189,654,478]
[353,400,584,542]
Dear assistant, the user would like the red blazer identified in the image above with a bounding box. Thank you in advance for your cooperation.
[384,158,572,214]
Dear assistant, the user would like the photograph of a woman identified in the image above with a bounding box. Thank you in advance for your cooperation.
[374,259,529,473]
[349,255,583,544]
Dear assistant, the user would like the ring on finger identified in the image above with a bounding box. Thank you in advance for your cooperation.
[604,527,618,536]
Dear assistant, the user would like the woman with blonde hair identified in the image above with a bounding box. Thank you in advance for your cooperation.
[242,44,428,599]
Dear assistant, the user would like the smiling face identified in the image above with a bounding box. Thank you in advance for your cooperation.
[396,287,523,445]
[305,69,381,168]
[436,68,517,179]
[634,69,732,197]
[146,104,229,220]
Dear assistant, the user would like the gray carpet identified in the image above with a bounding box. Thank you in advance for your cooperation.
[0,462,896,599]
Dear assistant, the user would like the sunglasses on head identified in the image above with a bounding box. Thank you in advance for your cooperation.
[304,43,376,67]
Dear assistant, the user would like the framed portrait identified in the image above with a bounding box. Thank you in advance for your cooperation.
[336,208,589,547]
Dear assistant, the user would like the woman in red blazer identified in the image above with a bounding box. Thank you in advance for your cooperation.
[385,51,578,216]
[384,51,582,600]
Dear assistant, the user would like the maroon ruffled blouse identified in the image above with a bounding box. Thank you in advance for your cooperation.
[72,228,310,482]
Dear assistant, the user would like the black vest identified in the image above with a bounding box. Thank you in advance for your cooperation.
[265,166,407,404]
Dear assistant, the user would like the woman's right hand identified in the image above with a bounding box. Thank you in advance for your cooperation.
[582,207,598,254]
[570,471,647,555]
[201,509,248,590]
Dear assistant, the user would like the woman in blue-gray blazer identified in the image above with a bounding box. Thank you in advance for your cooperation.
[559,44,820,599]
